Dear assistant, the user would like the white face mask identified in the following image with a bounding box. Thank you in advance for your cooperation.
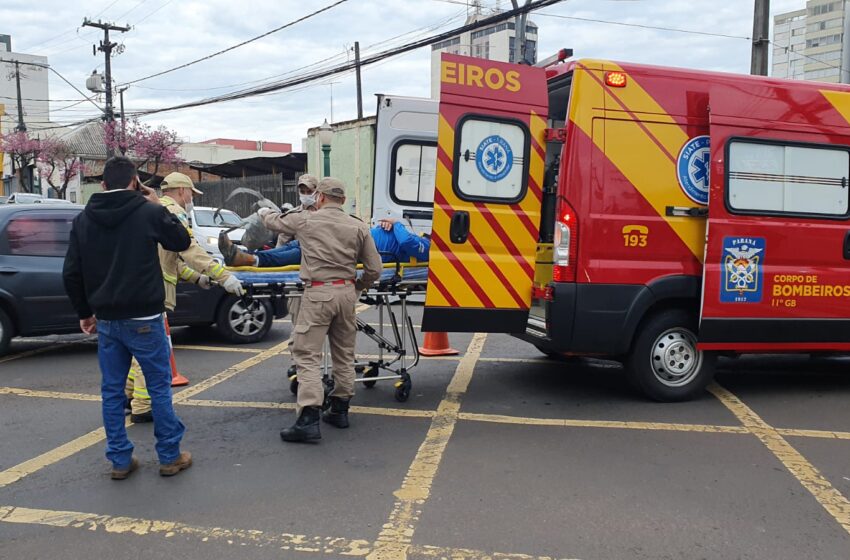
[299,193,317,207]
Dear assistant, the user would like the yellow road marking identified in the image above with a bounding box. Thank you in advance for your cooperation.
[368,333,487,560]
[172,344,263,354]
[180,398,436,419]
[0,505,372,556]
[459,412,750,434]
[478,357,550,363]
[0,387,100,402]
[0,345,71,364]
[709,383,850,536]
[0,425,116,488]
[778,428,850,440]
[0,505,576,560]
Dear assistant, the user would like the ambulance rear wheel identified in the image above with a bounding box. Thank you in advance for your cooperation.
[627,309,716,402]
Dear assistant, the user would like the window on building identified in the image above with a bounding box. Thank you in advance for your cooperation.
[809,2,842,16]
[391,141,437,207]
[4,213,76,257]
[525,39,537,62]
[728,139,850,217]
[455,116,529,202]
[69,192,76,203]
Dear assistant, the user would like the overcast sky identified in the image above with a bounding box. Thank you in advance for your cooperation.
[1,0,805,146]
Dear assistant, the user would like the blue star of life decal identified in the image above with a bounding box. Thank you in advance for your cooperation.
[476,135,513,182]
[676,135,710,206]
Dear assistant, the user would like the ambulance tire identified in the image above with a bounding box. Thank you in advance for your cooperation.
[0,307,12,357]
[627,309,716,402]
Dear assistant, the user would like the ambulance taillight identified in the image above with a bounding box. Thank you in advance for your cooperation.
[553,200,578,282]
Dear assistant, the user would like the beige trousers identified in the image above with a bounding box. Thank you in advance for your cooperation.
[292,285,357,414]
[125,358,151,415]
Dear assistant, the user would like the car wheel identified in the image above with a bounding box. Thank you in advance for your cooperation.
[626,309,716,402]
[215,296,273,344]
[0,307,12,356]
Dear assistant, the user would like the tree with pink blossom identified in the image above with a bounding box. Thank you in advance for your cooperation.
[37,139,83,199]
[104,119,182,182]
[0,131,44,193]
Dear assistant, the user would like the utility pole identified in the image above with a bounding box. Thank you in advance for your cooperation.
[117,85,129,155]
[13,61,26,132]
[82,18,130,157]
[750,0,770,76]
[354,41,363,120]
[510,0,532,63]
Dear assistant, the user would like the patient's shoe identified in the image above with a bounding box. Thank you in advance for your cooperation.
[219,232,256,267]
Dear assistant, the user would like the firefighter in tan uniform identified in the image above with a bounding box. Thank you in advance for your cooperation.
[126,172,244,422]
[258,177,382,442]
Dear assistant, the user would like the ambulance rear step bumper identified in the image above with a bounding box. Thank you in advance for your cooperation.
[525,315,547,338]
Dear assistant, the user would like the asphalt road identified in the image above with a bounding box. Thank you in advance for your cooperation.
[1,305,850,560]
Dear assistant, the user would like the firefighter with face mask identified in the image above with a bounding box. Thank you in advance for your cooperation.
[125,172,244,423]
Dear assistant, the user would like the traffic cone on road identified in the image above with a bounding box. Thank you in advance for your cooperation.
[418,332,459,356]
[164,315,190,387]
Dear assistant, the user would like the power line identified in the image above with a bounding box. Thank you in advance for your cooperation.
[535,12,751,40]
[124,0,565,118]
[124,0,351,85]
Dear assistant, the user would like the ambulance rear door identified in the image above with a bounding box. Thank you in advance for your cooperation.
[700,114,850,351]
[422,54,548,333]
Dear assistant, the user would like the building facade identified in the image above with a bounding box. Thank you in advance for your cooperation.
[430,9,538,97]
[773,1,850,83]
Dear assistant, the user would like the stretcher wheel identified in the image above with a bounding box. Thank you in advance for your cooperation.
[289,377,298,395]
[394,372,411,402]
[363,367,379,389]
[355,365,366,374]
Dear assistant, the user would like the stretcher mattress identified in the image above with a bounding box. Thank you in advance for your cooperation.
[228,262,429,285]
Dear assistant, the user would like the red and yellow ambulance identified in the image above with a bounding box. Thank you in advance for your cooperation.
[420,52,850,401]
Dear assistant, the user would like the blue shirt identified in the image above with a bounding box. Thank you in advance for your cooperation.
[370,223,430,263]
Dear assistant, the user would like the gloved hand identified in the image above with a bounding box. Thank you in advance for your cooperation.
[221,275,245,297]
[197,274,211,289]
[257,207,273,219]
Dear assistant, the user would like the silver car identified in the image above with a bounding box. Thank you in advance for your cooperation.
[190,206,246,256]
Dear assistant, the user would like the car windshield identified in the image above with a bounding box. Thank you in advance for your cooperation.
[193,209,243,227]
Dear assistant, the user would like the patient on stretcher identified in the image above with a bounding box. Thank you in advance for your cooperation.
[219,216,430,268]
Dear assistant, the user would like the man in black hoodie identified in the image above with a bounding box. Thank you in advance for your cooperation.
[63,156,194,480]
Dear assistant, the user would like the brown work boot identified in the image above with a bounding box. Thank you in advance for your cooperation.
[159,451,193,477]
[111,457,139,480]
[218,232,256,267]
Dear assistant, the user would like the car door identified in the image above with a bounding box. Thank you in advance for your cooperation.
[700,120,850,351]
[0,208,81,334]
[421,54,548,333]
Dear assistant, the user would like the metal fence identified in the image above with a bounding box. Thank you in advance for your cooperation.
[193,174,299,218]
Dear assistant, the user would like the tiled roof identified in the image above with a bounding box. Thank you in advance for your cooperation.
[62,121,107,159]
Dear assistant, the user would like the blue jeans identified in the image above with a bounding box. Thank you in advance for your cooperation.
[97,316,185,468]
[256,240,301,267]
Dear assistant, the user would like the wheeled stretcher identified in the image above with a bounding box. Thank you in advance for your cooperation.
[228,262,428,402]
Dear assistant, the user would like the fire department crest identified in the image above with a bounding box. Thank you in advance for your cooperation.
[721,237,765,303]
[475,135,513,182]
[677,135,710,206]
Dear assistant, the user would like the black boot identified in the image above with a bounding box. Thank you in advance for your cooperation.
[322,397,350,429]
[287,364,297,377]
[280,406,321,443]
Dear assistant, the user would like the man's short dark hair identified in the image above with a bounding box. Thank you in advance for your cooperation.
[103,156,137,191]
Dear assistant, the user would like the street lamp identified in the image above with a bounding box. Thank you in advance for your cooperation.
[318,119,333,178]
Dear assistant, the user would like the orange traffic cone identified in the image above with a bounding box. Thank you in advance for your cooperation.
[418,332,459,356]
[164,315,190,387]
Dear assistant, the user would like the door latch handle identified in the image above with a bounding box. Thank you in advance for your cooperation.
[449,211,470,244]
[0,266,18,274]
[844,231,850,260]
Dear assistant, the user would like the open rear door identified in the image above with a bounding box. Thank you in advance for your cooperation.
[422,54,548,333]
[700,112,850,351]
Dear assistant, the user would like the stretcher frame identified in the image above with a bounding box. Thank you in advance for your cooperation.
[230,261,427,403]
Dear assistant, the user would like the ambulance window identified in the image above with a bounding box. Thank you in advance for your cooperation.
[390,141,437,207]
[728,139,850,217]
[454,115,529,203]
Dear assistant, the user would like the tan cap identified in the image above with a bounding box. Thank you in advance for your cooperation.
[317,177,346,199]
[297,174,319,191]
[161,172,203,195]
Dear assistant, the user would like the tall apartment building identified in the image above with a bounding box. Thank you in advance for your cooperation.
[430,8,538,97]
[0,35,50,129]
[772,1,850,83]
